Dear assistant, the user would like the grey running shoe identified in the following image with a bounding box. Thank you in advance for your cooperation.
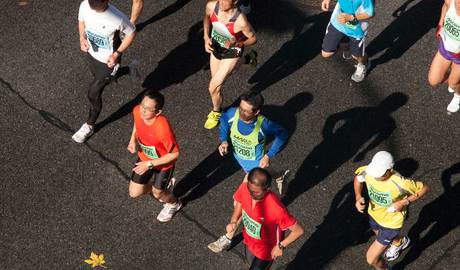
[157,200,182,222]
[275,170,290,195]
[208,235,231,253]
[351,60,370,83]
[385,236,410,261]
[72,123,94,143]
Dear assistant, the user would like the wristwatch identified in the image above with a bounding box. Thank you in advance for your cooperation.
[278,242,286,250]
[147,160,153,169]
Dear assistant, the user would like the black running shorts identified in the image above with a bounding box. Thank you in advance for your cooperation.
[131,159,175,190]
[322,23,365,57]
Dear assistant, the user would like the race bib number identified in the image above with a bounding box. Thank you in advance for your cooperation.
[443,17,460,41]
[138,141,159,159]
[232,137,256,160]
[368,185,392,207]
[242,210,262,240]
[211,29,231,48]
[86,30,110,52]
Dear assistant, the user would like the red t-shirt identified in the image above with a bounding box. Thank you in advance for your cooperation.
[233,183,297,261]
[133,105,179,171]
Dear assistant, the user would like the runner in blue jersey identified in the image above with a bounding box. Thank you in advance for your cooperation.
[208,91,288,253]
[321,0,375,82]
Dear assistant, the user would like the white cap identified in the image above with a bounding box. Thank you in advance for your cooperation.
[365,151,394,178]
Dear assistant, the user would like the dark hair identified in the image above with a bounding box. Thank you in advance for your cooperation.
[248,168,272,189]
[144,89,165,110]
[88,0,109,10]
[240,91,264,112]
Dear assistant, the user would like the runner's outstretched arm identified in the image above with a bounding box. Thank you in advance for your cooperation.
[226,201,243,233]
[353,175,366,213]
[130,0,144,24]
[263,119,288,158]
[437,0,449,38]
[203,1,213,53]
[271,223,304,259]
[235,14,256,47]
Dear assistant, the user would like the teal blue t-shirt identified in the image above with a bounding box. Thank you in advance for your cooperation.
[330,0,374,39]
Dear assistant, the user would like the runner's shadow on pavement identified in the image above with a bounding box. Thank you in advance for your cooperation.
[393,163,460,270]
[136,0,193,32]
[94,21,208,132]
[248,12,330,92]
[174,92,313,204]
[282,92,409,206]
[286,158,418,270]
[366,0,442,74]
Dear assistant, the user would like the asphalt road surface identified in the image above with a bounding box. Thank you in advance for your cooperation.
[0,0,459,269]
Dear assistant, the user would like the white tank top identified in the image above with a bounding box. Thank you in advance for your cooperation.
[441,0,460,53]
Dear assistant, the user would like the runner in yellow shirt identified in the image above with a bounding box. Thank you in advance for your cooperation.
[353,151,429,269]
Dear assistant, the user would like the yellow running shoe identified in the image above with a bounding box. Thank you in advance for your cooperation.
[204,111,222,129]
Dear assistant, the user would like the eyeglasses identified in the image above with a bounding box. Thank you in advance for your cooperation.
[141,103,157,113]
[238,106,255,115]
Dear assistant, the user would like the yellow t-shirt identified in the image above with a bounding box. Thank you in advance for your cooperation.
[355,166,424,229]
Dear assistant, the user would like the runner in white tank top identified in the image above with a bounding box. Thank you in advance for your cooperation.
[428,0,460,114]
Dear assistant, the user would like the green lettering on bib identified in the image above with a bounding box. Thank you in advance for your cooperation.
[211,29,231,48]
[230,110,264,160]
[138,140,159,159]
[242,210,262,240]
[444,17,460,41]
[368,185,392,207]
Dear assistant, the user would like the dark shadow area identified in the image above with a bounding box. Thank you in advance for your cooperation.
[286,158,418,270]
[249,0,309,35]
[95,21,208,131]
[394,163,460,270]
[286,182,372,269]
[393,158,419,178]
[248,12,330,92]
[367,0,442,72]
[282,92,409,206]
[261,92,313,145]
[174,92,313,204]
[136,0,194,32]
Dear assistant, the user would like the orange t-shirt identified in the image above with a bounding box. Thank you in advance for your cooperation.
[133,105,179,171]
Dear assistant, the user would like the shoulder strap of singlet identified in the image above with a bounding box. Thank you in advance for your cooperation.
[229,9,241,22]
[214,1,219,15]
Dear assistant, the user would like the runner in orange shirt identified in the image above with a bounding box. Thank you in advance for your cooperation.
[127,90,181,222]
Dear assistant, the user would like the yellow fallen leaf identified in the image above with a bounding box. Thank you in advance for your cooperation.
[84,252,107,268]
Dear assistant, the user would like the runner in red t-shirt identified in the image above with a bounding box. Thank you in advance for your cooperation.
[222,168,304,269]
[127,90,182,222]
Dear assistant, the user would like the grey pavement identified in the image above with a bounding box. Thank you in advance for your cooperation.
[0,0,459,269]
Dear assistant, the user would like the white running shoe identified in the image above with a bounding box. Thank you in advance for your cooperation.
[128,59,141,79]
[448,86,455,93]
[72,123,94,143]
[351,60,370,82]
[207,235,232,253]
[385,236,410,261]
[239,4,251,14]
[447,94,460,114]
[157,200,182,222]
